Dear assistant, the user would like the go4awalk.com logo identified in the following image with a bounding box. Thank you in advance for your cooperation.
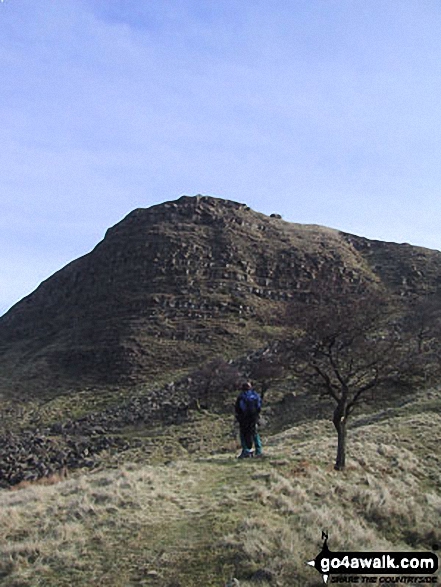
[307,533,439,584]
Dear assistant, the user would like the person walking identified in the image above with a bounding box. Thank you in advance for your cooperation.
[235,381,263,458]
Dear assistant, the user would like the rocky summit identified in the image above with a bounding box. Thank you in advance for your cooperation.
[1,194,441,399]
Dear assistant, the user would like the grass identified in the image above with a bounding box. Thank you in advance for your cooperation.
[0,389,440,587]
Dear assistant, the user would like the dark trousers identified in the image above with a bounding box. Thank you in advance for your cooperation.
[239,418,262,454]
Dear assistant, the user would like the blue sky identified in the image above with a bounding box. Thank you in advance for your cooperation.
[1,0,441,316]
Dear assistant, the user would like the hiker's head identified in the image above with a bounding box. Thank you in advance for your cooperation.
[241,381,252,392]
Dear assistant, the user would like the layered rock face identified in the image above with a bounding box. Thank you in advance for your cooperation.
[1,195,440,397]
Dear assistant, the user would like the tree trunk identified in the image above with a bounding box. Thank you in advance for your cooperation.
[334,419,347,470]
[333,401,348,471]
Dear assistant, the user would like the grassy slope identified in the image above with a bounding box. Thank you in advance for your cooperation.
[0,390,440,587]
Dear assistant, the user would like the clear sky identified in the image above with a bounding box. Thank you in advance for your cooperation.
[1,0,441,316]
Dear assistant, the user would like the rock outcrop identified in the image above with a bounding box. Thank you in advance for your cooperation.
[1,194,441,398]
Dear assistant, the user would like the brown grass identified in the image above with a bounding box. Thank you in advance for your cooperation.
[0,389,439,586]
[9,469,69,492]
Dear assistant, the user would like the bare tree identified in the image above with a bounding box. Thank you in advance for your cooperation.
[248,353,285,401]
[401,293,441,383]
[284,288,433,470]
[190,357,241,409]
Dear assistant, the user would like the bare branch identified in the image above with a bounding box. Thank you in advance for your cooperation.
[281,281,441,469]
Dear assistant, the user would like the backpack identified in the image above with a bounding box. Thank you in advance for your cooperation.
[239,389,262,417]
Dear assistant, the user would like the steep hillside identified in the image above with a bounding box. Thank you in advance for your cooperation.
[1,195,441,399]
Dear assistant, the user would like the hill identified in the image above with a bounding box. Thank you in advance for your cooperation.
[0,195,440,586]
[1,194,441,400]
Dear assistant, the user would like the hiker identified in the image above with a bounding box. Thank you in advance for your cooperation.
[235,381,263,458]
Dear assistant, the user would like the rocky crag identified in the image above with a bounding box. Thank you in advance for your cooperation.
[1,195,441,399]
[1,194,441,487]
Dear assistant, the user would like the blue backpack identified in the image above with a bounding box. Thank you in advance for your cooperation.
[239,389,262,417]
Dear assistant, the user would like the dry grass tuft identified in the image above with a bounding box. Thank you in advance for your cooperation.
[9,468,69,492]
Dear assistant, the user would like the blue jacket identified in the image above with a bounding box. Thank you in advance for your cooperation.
[235,389,262,421]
